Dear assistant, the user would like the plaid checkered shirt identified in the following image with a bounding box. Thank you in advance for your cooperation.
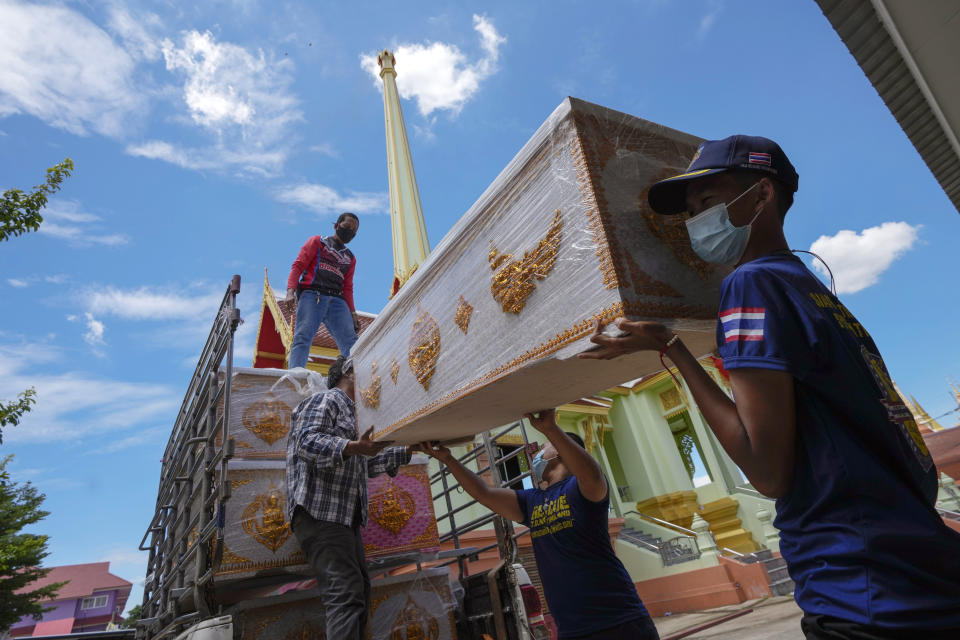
[285,387,410,528]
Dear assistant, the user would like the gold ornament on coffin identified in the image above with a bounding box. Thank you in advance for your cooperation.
[408,305,441,391]
[241,486,292,552]
[488,209,563,314]
[360,362,382,409]
[390,358,400,385]
[369,480,415,535]
[390,596,440,640]
[242,397,292,446]
[454,296,473,334]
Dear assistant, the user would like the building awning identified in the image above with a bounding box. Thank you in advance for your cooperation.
[815,0,960,214]
[31,619,75,636]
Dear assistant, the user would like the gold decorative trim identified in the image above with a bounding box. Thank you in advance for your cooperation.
[359,362,382,409]
[454,295,473,334]
[488,209,563,314]
[231,478,255,491]
[240,485,292,552]
[378,301,628,439]
[408,305,441,391]
[217,548,305,576]
[570,132,618,289]
[261,270,294,349]
[389,358,400,385]
[368,479,415,535]
[378,299,712,440]
[242,398,291,446]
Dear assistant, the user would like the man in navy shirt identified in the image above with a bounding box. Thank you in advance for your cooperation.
[582,135,960,638]
[421,409,658,639]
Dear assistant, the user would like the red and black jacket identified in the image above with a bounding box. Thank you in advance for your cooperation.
[287,235,356,312]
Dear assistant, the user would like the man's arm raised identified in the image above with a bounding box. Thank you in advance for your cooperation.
[420,442,525,523]
[580,319,796,498]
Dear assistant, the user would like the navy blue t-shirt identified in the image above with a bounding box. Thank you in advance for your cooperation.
[515,475,651,638]
[718,253,960,630]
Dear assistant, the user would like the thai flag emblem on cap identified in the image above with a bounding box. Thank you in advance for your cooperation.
[686,144,704,171]
[720,307,765,342]
[748,152,772,166]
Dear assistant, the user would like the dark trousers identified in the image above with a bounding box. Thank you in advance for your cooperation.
[802,614,959,640]
[566,615,660,640]
[291,509,370,640]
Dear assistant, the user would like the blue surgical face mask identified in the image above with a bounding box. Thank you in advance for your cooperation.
[685,181,762,266]
[531,451,557,484]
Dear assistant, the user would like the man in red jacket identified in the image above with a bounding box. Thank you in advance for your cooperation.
[286,212,360,368]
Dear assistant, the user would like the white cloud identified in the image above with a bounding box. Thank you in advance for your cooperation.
[105,4,163,62]
[809,222,921,294]
[359,14,506,117]
[126,140,287,177]
[7,278,28,288]
[274,183,388,215]
[0,341,177,444]
[45,274,69,284]
[0,1,143,137]
[83,313,106,347]
[38,201,130,247]
[133,30,302,176]
[84,286,223,321]
[309,143,339,157]
[698,1,723,40]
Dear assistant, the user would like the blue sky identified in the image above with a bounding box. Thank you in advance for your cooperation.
[2,0,959,612]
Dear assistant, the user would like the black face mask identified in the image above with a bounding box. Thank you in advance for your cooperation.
[335,226,356,243]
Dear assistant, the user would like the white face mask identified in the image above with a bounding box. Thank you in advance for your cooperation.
[685,181,762,266]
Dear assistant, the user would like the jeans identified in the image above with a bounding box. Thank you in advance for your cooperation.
[291,509,370,640]
[288,290,357,368]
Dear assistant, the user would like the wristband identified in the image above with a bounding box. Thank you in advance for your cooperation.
[659,334,683,391]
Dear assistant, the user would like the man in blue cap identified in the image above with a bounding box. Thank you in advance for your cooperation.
[582,135,960,638]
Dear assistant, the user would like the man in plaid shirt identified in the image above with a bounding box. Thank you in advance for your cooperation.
[286,355,413,639]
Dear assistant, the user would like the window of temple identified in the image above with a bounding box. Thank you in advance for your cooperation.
[668,412,713,487]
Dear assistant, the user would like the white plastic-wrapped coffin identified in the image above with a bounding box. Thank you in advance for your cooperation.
[354,97,727,444]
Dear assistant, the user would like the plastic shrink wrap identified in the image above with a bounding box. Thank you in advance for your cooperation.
[232,568,458,640]
[216,367,327,458]
[183,457,440,583]
[353,97,727,444]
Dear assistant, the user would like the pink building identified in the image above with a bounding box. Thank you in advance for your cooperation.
[10,562,132,637]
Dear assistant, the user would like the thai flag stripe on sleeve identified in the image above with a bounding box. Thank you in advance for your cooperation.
[720,307,766,343]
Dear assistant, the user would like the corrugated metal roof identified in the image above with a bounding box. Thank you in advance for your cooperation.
[815,0,960,214]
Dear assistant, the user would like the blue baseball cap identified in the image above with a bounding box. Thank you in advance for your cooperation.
[648,135,799,215]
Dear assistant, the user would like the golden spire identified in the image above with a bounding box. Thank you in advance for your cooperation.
[377,49,430,299]
[908,394,944,433]
[950,378,960,409]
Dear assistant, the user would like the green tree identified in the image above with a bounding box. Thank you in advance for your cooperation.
[1,158,74,242]
[0,388,37,445]
[0,455,64,632]
[123,604,142,628]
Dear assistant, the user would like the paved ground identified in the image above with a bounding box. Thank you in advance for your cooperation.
[652,596,805,639]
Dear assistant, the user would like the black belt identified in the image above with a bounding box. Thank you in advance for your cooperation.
[301,285,343,298]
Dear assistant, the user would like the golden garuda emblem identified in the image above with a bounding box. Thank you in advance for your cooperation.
[488,209,563,314]
[242,397,291,446]
[241,486,292,552]
[369,480,416,535]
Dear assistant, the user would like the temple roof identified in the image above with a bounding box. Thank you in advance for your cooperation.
[252,269,377,370]
[275,296,377,350]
